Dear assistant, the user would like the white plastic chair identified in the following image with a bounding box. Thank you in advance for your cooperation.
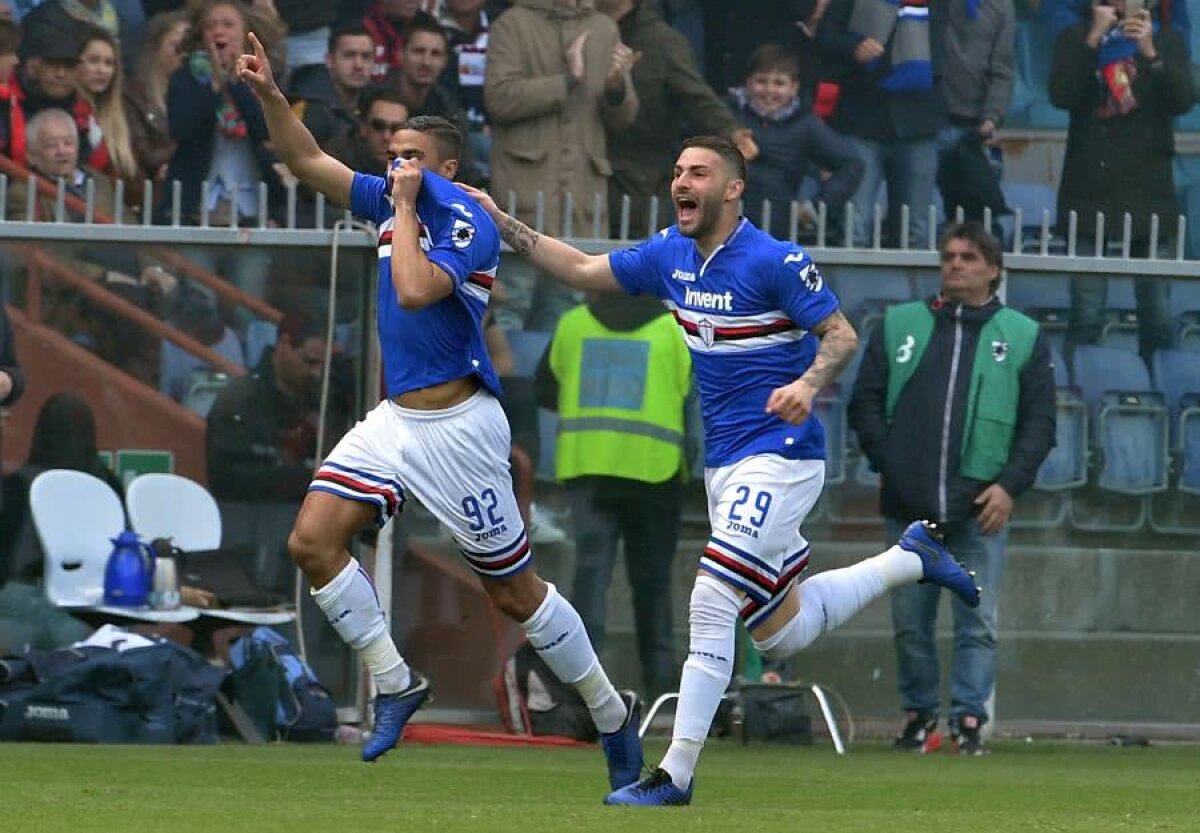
[127,473,294,626]
[29,469,196,623]
[127,473,222,551]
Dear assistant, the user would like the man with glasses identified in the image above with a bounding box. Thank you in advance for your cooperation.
[325,86,410,176]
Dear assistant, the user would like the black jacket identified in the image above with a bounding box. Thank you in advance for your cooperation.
[0,301,24,409]
[848,296,1056,523]
[288,65,359,149]
[1050,23,1194,241]
[205,349,349,502]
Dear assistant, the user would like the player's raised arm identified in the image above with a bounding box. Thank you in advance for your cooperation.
[457,184,623,293]
[237,32,354,208]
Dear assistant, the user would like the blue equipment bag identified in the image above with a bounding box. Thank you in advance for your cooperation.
[226,627,337,742]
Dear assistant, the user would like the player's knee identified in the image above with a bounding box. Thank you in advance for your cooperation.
[287,525,336,579]
[688,576,741,638]
[485,570,544,622]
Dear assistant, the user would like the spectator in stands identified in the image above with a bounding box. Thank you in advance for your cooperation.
[0,18,21,163]
[0,296,24,411]
[162,0,286,227]
[18,0,120,65]
[8,107,115,220]
[19,32,99,164]
[848,222,1055,756]
[324,84,409,176]
[818,0,943,248]
[436,0,490,164]
[289,22,374,149]
[1050,0,1194,367]
[206,310,349,502]
[275,0,339,71]
[730,42,863,241]
[363,0,434,82]
[385,15,483,182]
[597,0,757,239]
[124,11,189,197]
[0,392,112,654]
[75,26,140,184]
[535,291,691,700]
[935,0,1014,223]
[485,0,639,331]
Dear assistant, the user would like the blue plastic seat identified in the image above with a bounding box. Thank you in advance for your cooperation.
[1072,345,1151,415]
[245,320,279,367]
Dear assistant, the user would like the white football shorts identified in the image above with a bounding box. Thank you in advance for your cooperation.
[702,454,825,629]
[310,389,531,579]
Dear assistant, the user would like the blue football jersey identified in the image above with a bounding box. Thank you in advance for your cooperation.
[350,169,502,400]
[609,219,840,467]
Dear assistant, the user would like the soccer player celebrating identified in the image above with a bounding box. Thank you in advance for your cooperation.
[459,137,982,806]
[235,34,643,786]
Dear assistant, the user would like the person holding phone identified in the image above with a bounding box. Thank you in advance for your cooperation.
[1050,0,1195,366]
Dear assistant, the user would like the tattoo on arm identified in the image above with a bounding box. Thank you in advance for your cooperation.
[801,311,858,391]
[501,216,541,257]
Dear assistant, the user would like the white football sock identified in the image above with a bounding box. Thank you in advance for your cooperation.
[311,559,410,694]
[753,545,922,660]
[521,582,626,734]
[659,575,740,791]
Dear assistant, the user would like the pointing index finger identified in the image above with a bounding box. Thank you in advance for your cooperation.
[248,31,267,60]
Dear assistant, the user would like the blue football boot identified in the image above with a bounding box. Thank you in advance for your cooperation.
[362,671,431,762]
[899,520,981,607]
[604,768,693,806]
[599,690,644,790]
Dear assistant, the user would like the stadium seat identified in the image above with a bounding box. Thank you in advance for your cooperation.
[815,389,847,485]
[182,370,232,418]
[128,473,222,552]
[246,320,279,367]
[1005,274,1071,314]
[1106,277,1137,310]
[1098,310,1139,354]
[1152,349,1200,422]
[1025,307,1069,357]
[1170,278,1200,317]
[1179,311,1200,350]
[127,473,295,624]
[1179,394,1200,495]
[160,326,246,402]
[829,266,914,330]
[1070,346,1166,530]
[506,330,553,378]
[1072,345,1151,414]
[1002,184,1058,233]
[30,470,197,623]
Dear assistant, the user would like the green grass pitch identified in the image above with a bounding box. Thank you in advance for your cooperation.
[3,740,1197,832]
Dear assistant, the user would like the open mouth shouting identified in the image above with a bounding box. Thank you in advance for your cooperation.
[675,194,699,226]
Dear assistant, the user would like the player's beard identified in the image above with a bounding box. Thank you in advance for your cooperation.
[676,189,723,240]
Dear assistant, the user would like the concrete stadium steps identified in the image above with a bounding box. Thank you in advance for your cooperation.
[589,539,1200,727]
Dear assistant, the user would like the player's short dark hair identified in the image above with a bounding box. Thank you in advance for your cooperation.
[357,84,409,117]
[0,18,20,55]
[745,43,800,80]
[680,135,747,183]
[278,310,326,347]
[404,11,447,50]
[398,115,462,163]
[939,221,1004,292]
[328,20,371,55]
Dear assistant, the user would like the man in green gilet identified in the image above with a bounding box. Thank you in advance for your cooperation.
[849,222,1055,755]
[535,292,691,700]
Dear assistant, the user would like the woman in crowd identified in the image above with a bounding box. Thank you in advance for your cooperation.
[75,26,141,187]
[0,393,116,654]
[125,11,190,198]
